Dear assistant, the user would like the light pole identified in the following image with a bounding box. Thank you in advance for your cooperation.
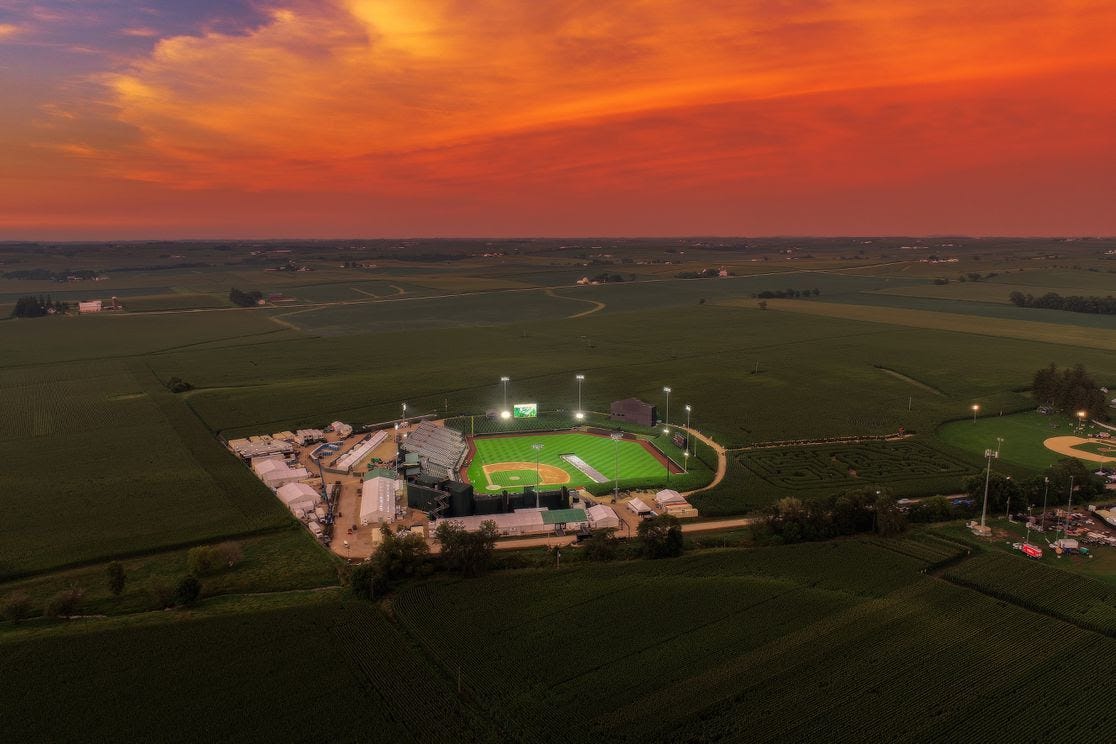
[610,432,623,502]
[575,374,585,420]
[979,437,1003,531]
[1040,476,1049,532]
[683,450,689,474]
[401,401,407,423]
[663,386,672,427]
[1077,409,1087,434]
[532,442,543,506]
[500,376,510,419]
[971,404,980,423]
[684,404,692,455]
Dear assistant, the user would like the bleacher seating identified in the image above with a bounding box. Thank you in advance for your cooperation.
[399,421,467,480]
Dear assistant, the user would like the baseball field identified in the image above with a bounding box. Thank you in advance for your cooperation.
[463,431,672,492]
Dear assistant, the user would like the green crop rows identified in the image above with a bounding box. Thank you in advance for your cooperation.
[741,440,975,491]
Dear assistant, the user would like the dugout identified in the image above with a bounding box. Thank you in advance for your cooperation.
[611,398,657,427]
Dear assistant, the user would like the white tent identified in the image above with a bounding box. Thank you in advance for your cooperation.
[276,482,320,506]
[654,489,688,508]
[627,497,652,515]
[360,476,398,525]
[587,504,620,530]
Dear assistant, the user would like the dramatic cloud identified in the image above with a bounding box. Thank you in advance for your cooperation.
[2,0,1116,236]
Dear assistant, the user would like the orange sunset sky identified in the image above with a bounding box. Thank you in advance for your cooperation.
[1,0,1115,238]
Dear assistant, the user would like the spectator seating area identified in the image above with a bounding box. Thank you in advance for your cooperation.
[400,421,467,481]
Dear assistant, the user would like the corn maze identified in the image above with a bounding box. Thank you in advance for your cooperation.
[740,440,974,491]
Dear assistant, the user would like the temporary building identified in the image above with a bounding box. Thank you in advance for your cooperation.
[287,496,317,516]
[654,489,687,508]
[331,421,354,438]
[296,429,326,444]
[587,504,620,530]
[360,476,398,525]
[626,497,652,515]
[255,459,311,489]
[276,482,320,507]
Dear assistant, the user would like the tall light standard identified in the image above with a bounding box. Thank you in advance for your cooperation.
[575,374,585,420]
[500,376,510,419]
[971,404,980,423]
[1077,409,1087,433]
[684,404,692,455]
[610,432,623,502]
[979,437,1003,531]
[663,386,672,427]
[401,401,407,423]
[532,443,544,506]
[1040,475,1050,531]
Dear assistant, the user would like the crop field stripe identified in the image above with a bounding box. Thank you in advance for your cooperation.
[726,297,1116,350]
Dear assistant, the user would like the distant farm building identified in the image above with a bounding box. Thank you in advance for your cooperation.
[611,398,657,427]
[78,300,102,314]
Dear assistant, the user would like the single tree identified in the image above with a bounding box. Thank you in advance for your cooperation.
[436,521,499,577]
[106,561,126,596]
[174,576,202,606]
[582,528,620,562]
[637,514,684,558]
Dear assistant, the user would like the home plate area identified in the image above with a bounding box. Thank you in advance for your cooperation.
[482,461,571,490]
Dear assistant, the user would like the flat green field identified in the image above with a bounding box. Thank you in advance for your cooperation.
[7,535,1116,743]
[465,432,668,492]
[936,410,1094,469]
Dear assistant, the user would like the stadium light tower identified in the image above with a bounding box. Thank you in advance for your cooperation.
[500,376,511,419]
[979,437,1003,531]
[610,432,623,502]
[575,374,585,420]
[663,386,672,428]
[532,443,544,506]
[971,403,980,423]
[684,404,692,454]
[401,401,407,423]
[1077,409,1087,433]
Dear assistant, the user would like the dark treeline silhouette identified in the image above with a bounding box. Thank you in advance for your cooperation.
[1010,290,1116,315]
[228,287,264,307]
[1032,363,1106,415]
[10,295,69,318]
[754,288,821,299]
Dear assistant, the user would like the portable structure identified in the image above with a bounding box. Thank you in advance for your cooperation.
[330,421,354,438]
[360,476,398,526]
[626,497,652,516]
[587,504,620,530]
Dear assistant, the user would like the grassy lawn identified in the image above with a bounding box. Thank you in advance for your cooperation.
[936,409,1096,470]
[929,518,1116,588]
[466,432,666,492]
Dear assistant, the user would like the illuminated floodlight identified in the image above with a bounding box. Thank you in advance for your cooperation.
[663,428,669,435]
[500,410,511,420]
[575,411,585,420]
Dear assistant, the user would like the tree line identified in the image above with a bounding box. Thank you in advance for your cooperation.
[1010,291,1116,315]
[754,489,908,545]
[10,295,69,318]
[753,288,821,299]
[228,287,264,307]
[1031,363,1106,415]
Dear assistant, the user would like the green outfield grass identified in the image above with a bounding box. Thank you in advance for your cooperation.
[465,432,668,492]
[935,410,1099,470]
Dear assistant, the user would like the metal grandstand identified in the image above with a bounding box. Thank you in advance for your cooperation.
[399,421,468,481]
